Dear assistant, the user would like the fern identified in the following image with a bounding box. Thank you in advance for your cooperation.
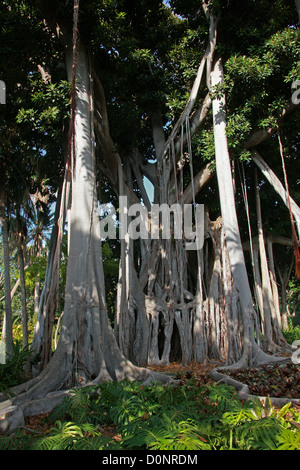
[0,341,32,393]
[237,417,284,450]
[32,420,112,450]
[3,378,299,450]
[276,427,300,450]
[109,395,146,426]
[49,386,105,425]
[0,429,33,450]
[122,410,211,450]
[222,399,261,427]
[208,382,238,411]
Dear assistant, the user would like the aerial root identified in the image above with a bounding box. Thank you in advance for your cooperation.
[0,362,173,435]
[211,366,300,408]
[210,348,299,409]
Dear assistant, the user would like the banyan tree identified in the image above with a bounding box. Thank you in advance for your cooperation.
[0,0,299,432]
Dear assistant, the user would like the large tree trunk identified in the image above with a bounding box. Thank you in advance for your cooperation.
[210,57,272,368]
[112,9,219,368]
[0,43,171,434]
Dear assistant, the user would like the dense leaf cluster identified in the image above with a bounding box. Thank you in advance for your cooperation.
[0,377,299,450]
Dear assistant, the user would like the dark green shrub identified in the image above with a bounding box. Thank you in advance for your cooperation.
[0,341,32,393]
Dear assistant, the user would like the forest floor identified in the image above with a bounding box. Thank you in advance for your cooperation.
[23,360,300,439]
[150,360,300,399]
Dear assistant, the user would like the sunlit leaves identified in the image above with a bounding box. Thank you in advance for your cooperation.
[16,78,70,138]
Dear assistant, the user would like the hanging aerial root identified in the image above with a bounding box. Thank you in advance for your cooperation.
[278,131,300,279]
[67,0,80,180]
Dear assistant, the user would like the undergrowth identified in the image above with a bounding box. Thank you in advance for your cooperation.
[0,377,299,450]
[0,341,32,393]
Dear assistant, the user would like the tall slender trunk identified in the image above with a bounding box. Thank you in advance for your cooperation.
[211,57,264,366]
[266,237,283,331]
[1,277,20,341]
[18,243,28,350]
[277,260,294,331]
[30,175,68,367]
[254,169,283,352]
[295,0,300,22]
[0,188,13,358]
[251,150,300,239]
[252,240,264,333]
[34,278,40,320]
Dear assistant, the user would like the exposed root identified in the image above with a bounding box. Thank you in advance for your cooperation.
[0,360,173,435]
[210,343,298,408]
[211,365,300,408]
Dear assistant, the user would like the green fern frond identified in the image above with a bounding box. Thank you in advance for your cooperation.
[276,427,300,450]
[122,411,211,451]
[208,382,237,412]
[32,421,104,450]
[222,399,260,426]
[109,395,146,426]
[236,416,282,450]
[0,429,33,450]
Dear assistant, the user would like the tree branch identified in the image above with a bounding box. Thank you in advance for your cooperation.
[129,151,151,210]
[151,110,166,163]
[174,92,212,161]
[181,163,214,205]
[251,149,300,238]
[34,0,72,46]
[37,64,51,83]
[244,99,300,150]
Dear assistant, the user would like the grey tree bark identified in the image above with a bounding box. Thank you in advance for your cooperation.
[254,169,287,352]
[18,243,28,351]
[210,57,278,368]
[251,150,300,239]
[0,41,171,434]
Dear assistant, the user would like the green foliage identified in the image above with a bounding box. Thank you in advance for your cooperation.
[16,78,71,140]
[0,341,32,393]
[283,325,300,344]
[122,411,211,450]
[32,421,107,451]
[0,428,33,450]
[222,24,300,156]
[286,278,300,325]
[1,378,300,450]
